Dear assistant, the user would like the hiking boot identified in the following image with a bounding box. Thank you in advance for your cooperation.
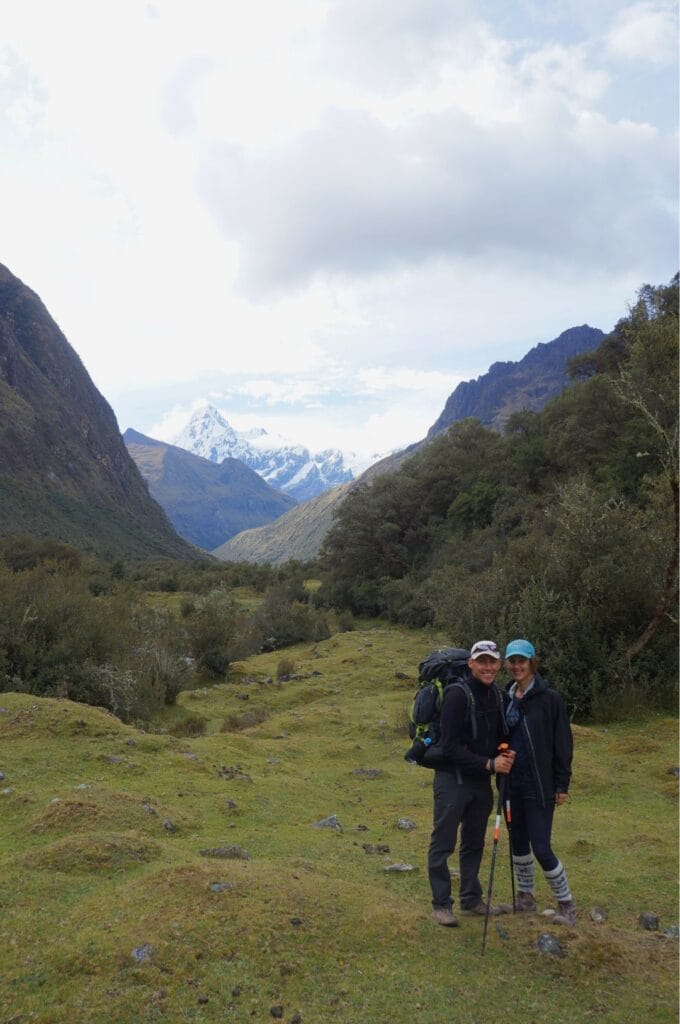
[431,905,459,927]
[515,891,537,913]
[460,901,511,916]
[553,900,576,926]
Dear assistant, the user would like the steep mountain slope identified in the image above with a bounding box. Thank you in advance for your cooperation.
[0,264,195,559]
[173,404,354,501]
[212,481,352,564]
[428,324,604,437]
[214,323,604,563]
[124,429,297,551]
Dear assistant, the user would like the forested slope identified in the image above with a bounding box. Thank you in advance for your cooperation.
[316,278,679,715]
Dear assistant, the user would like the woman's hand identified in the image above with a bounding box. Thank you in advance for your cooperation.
[555,792,568,807]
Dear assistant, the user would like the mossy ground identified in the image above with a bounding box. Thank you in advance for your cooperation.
[0,624,677,1023]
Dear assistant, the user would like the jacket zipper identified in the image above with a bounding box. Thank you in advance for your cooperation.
[521,717,546,806]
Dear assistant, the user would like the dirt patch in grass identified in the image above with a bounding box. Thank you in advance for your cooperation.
[25,831,161,873]
[221,707,268,731]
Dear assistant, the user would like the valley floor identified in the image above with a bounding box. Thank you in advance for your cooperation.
[0,625,677,1024]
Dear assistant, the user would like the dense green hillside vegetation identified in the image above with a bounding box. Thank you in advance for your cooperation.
[316,279,679,716]
[0,629,677,1024]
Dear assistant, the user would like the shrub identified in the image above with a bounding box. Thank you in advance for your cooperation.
[277,657,296,679]
[169,714,208,737]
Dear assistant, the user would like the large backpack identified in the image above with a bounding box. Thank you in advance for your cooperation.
[405,647,476,765]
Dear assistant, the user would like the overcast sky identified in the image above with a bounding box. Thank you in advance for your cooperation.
[1,0,677,458]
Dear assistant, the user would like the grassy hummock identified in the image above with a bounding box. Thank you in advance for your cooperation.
[0,625,677,1023]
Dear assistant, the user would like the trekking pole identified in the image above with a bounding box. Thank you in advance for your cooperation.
[504,781,516,913]
[481,743,509,956]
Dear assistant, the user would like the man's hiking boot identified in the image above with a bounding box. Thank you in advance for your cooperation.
[460,901,511,916]
[431,906,459,927]
[515,891,537,913]
[553,900,576,926]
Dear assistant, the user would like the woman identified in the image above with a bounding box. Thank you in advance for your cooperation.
[503,638,576,925]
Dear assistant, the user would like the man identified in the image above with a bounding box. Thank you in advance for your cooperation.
[428,639,515,926]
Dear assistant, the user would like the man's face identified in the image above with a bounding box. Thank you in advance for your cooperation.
[468,654,501,687]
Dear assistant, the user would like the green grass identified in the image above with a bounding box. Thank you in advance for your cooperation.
[0,625,677,1023]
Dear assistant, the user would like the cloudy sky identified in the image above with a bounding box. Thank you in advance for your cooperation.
[1,0,677,459]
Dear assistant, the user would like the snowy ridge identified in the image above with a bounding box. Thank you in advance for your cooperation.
[172,404,356,502]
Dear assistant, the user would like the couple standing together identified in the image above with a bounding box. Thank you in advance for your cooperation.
[429,638,575,928]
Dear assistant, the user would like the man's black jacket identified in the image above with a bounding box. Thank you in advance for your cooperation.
[436,674,507,780]
[503,672,573,806]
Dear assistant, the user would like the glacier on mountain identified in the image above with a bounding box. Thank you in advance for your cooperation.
[172,404,356,501]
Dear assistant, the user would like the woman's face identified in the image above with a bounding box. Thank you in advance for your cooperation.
[507,655,532,687]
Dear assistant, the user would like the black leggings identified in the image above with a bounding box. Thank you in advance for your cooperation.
[509,790,559,872]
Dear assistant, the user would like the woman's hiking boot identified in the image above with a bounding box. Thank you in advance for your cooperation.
[431,905,459,927]
[515,891,537,913]
[553,900,577,926]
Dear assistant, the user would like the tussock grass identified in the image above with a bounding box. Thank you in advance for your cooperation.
[0,624,677,1023]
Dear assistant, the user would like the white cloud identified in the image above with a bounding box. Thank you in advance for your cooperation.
[605,2,678,65]
[0,0,676,466]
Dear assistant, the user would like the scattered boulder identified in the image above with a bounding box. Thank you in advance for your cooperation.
[638,912,659,931]
[131,944,152,963]
[537,933,564,957]
[662,926,679,939]
[218,766,253,782]
[0,772,5,781]
[162,818,176,833]
[384,863,415,872]
[209,882,234,892]
[290,917,303,927]
[103,755,125,764]
[590,907,608,923]
[362,843,390,854]
[495,923,510,941]
[668,766,680,778]
[313,815,343,833]
[197,995,209,1005]
[270,1006,284,1019]
[394,671,409,680]
[352,768,382,779]
[397,818,416,831]
[200,846,251,860]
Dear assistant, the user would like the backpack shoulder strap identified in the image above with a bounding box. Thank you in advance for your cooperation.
[449,679,477,740]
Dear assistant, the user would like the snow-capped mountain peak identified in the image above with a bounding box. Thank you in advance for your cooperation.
[171,404,354,501]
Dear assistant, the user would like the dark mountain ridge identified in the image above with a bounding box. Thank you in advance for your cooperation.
[0,264,195,559]
[428,324,604,436]
[124,429,297,551]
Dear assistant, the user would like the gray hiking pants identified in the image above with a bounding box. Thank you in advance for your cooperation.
[428,771,493,909]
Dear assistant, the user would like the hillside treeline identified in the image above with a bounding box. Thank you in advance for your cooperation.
[317,278,679,716]
[0,544,346,723]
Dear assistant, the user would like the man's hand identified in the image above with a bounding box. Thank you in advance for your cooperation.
[555,792,568,806]
[493,750,515,774]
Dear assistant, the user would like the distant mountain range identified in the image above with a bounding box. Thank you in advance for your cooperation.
[0,264,195,560]
[172,404,355,502]
[215,323,605,564]
[124,429,296,551]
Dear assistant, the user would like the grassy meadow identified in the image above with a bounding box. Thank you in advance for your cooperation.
[0,623,677,1024]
